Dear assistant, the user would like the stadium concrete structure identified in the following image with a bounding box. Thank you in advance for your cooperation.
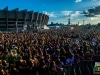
[0,7,49,32]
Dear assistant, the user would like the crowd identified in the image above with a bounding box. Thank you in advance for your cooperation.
[0,26,100,75]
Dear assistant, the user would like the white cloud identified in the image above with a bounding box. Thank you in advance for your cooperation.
[43,11,56,17]
[61,11,72,16]
[90,17,98,20]
[75,0,82,3]
[92,0,100,5]
[99,1,100,5]
[61,11,81,19]
[71,11,80,17]
[97,15,100,16]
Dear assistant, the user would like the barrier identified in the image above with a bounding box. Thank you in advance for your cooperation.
[55,55,100,75]
[53,60,95,75]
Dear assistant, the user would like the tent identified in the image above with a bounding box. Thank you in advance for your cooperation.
[40,25,49,30]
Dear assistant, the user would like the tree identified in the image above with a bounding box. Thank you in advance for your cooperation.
[98,23,100,26]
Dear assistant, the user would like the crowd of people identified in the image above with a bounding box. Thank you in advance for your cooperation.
[0,26,100,75]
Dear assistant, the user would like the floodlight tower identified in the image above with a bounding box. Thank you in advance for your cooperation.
[83,20,85,25]
[67,15,71,25]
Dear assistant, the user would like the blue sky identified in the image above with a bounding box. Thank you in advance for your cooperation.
[0,0,100,25]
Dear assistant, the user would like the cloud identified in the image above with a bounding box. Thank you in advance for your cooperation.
[61,11,81,19]
[71,11,80,17]
[61,11,72,16]
[90,17,98,20]
[75,0,82,3]
[43,11,56,17]
[82,5,100,17]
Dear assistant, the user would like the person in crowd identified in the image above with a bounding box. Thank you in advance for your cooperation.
[0,26,99,75]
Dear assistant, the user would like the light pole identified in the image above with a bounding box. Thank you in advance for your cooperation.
[83,20,85,25]
[66,15,71,25]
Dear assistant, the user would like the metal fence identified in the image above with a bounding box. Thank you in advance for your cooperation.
[50,60,94,75]
[54,55,100,75]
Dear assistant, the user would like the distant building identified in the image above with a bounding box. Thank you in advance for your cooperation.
[47,22,64,29]
[0,7,49,32]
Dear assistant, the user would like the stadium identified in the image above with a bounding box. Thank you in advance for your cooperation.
[0,7,49,32]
